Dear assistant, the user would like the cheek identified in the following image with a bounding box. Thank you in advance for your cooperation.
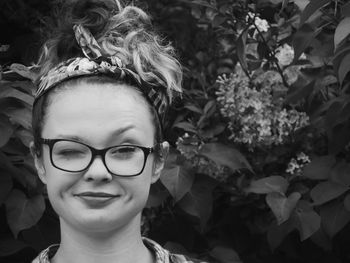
[43,156,77,197]
[45,174,70,198]
[128,161,154,197]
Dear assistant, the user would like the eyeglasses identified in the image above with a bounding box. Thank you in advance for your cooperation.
[39,138,158,177]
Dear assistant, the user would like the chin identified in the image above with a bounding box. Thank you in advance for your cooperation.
[63,210,142,233]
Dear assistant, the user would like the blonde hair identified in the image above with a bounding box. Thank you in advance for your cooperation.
[37,0,182,101]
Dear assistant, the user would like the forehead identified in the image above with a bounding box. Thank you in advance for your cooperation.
[51,80,147,107]
[41,81,155,145]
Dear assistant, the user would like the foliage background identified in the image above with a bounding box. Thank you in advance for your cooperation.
[1,0,350,262]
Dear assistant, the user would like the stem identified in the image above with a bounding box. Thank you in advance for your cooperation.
[334,0,338,17]
[252,21,290,88]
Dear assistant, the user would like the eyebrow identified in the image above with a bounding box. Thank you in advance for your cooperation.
[55,125,136,142]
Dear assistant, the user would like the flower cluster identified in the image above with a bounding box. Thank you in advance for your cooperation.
[216,65,309,149]
[176,133,200,160]
[176,134,229,182]
[286,152,311,175]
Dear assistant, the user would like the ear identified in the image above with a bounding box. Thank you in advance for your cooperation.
[29,141,47,184]
[151,141,169,183]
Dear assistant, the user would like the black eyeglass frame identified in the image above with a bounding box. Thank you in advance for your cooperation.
[39,138,158,177]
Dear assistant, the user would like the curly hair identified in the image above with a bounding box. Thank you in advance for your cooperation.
[32,0,182,154]
[36,0,182,100]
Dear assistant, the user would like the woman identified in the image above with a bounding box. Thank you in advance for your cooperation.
[30,0,205,262]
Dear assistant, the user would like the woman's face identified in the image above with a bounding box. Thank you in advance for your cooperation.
[34,81,164,234]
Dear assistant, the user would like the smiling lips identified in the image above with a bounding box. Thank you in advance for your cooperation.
[75,192,121,206]
[76,192,119,198]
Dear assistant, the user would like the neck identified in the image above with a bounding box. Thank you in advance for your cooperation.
[52,214,153,263]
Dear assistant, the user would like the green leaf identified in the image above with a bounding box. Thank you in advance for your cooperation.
[1,81,35,95]
[160,152,195,202]
[311,181,348,205]
[237,28,249,75]
[292,24,321,62]
[199,143,252,172]
[5,190,45,238]
[293,0,310,11]
[146,182,169,208]
[266,192,301,225]
[299,0,331,25]
[0,152,26,187]
[294,201,321,241]
[246,176,289,194]
[303,155,336,180]
[285,79,315,104]
[0,86,34,105]
[344,194,350,211]
[337,53,350,85]
[334,46,350,67]
[333,54,348,84]
[334,17,350,51]
[210,246,242,263]
[320,200,350,238]
[184,104,203,114]
[199,124,226,139]
[177,174,216,227]
[267,217,295,250]
[0,115,13,147]
[172,121,197,133]
[310,228,332,251]
[212,15,227,28]
[0,169,13,205]
[14,129,33,147]
[203,100,216,117]
[331,161,350,186]
[4,108,32,129]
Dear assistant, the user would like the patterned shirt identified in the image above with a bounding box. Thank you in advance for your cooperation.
[32,237,207,263]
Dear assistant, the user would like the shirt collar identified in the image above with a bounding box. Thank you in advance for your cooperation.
[32,238,171,263]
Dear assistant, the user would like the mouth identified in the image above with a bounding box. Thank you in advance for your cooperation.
[74,192,121,207]
[75,192,120,198]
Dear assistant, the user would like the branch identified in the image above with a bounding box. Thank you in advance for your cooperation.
[251,19,290,88]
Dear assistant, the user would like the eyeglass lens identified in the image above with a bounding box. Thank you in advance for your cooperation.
[51,140,145,176]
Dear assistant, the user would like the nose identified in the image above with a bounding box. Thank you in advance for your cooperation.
[83,156,113,182]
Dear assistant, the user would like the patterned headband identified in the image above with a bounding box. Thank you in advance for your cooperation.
[35,24,169,129]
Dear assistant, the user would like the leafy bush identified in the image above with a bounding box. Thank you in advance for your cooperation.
[1,0,350,262]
